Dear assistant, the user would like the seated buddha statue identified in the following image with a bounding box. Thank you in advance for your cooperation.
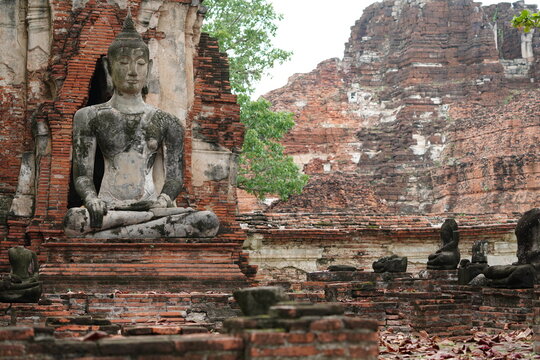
[0,246,42,303]
[64,13,219,239]
[427,218,460,270]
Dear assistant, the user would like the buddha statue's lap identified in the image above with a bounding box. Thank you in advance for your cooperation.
[63,13,219,239]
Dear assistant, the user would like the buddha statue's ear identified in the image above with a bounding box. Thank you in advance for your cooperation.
[102,56,114,96]
[143,58,153,96]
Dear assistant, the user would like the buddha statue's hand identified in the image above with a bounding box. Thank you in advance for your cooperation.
[9,274,22,283]
[86,197,108,229]
[150,193,174,209]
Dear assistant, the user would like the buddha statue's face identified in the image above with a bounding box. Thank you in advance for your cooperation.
[109,47,149,95]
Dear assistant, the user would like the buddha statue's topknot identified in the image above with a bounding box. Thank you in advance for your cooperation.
[107,10,149,59]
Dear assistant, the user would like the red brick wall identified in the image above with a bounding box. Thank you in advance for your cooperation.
[234,317,379,360]
[187,33,246,245]
[0,312,379,359]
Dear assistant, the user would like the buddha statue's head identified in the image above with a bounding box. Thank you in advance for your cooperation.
[105,12,151,95]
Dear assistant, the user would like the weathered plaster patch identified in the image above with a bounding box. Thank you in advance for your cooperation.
[294,100,307,108]
[106,0,128,9]
[412,62,443,67]
[0,64,15,86]
[72,0,90,10]
[410,134,427,156]
[291,153,328,168]
[429,144,444,160]
[323,163,332,173]
[192,140,233,187]
[363,150,381,159]
[138,0,164,30]
[204,163,229,182]
[247,246,325,274]
[350,152,362,164]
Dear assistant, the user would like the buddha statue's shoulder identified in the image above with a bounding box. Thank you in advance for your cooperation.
[150,108,181,123]
[148,107,184,131]
[74,103,113,127]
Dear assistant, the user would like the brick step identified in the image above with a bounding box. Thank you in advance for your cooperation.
[42,263,240,269]
[40,241,250,292]
[41,276,248,293]
[46,253,236,264]
[42,271,242,277]
[41,258,237,265]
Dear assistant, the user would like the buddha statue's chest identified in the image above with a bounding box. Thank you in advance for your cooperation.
[91,110,161,156]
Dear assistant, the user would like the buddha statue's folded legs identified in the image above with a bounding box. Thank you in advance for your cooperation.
[64,207,219,239]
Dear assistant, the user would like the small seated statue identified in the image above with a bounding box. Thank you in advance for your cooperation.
[372,255,408,273]
[0,246,42,303]
[458,240,489,285]
[233,286,289,316]
[427,218,460,270]
[483,208,540,288]
[64,13,219,239]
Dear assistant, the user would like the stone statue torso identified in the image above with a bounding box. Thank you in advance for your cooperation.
[84,102,178,209]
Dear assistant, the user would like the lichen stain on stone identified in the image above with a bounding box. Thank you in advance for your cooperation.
[150,223,166,236]
[0,64,15,86]
[204,164,228,181]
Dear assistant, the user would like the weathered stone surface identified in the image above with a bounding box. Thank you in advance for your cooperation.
[233,286,289,316]
[458,240,489,285]
[458,261,489,285]
[373,255,407,273]
[328,264,357,272]
[471,240,488,264]
[469,273,488,287]
[484,264,536,289]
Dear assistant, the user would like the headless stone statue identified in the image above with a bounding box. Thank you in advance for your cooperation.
[458,240,489,285]
[427,219,460,270]
[372,255,408,273]
[0,246,42,303]
[483,208,540,288]
[64,13,219,239]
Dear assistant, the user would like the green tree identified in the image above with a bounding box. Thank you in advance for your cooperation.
[237,95,308,200]
[512,9,540,32]
[202,0,308,200]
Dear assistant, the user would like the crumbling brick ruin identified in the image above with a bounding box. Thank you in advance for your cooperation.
[1,0,540,358]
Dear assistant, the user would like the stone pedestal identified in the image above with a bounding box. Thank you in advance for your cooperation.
[307,271,412,282]
[39,239,250,292]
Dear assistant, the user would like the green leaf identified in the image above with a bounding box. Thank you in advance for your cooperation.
[511,9,540,32]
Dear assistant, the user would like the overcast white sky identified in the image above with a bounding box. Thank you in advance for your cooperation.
[252,0,540,98]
